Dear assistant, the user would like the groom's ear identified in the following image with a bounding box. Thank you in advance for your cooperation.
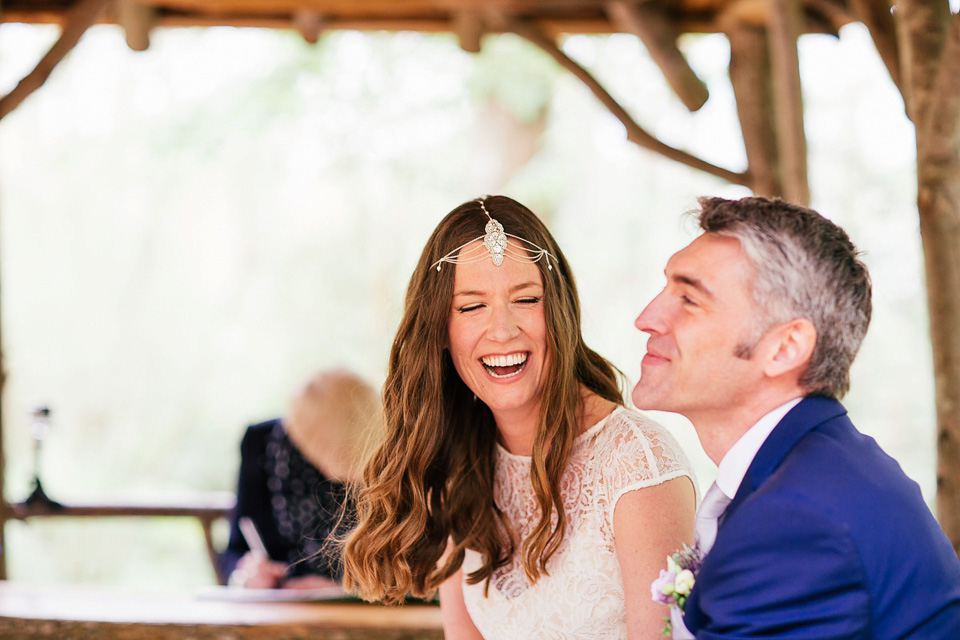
[762,318,817,379]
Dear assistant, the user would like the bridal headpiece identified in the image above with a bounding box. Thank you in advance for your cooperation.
[431,197,556,272]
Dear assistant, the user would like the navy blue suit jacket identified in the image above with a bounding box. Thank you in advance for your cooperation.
[684,397,960,638]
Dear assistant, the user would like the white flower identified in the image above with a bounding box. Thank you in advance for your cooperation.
[674,569,695,596]
[666,554,681,575]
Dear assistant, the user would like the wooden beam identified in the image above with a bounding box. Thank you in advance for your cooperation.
[0,0,112,121]
[606,0,709,111]
[293,8,325,44]
[724,20,783,197]
[117,0,157,51]
[768,0,809,205]
[453,10,483,53]
[1,10,737,36]
[497,16,747,185]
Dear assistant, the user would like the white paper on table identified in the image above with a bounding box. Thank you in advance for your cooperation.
[195,585,349,602]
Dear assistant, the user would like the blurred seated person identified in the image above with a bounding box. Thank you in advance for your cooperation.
[220,368,381,589]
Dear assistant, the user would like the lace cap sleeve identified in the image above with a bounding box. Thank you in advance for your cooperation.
[594,409,695,522]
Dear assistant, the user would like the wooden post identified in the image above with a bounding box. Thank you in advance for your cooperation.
[724,19,784,197]
[920,17,960,554]
[767,0,809,205]
[896,0,960,553]
[0,274,5,580]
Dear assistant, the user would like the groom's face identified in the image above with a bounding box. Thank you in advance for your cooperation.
[632,233,764,422]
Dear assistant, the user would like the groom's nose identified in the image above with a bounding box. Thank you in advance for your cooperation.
[635,290,669,335]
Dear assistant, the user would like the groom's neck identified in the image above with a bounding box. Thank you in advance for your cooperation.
[688,388,806,465]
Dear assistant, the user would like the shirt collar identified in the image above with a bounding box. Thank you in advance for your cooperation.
[715,397,803,501]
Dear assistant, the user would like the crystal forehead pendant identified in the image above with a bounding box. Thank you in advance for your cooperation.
[483,219,508,266]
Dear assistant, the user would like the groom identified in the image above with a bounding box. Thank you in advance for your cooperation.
[633,196,960,637]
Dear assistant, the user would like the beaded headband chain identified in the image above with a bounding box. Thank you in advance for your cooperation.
[430,198,556,272]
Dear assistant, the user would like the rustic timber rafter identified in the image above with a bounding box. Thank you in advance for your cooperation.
[1,1,853,40]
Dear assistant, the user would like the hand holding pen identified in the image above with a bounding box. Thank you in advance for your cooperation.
[227,517,289,589]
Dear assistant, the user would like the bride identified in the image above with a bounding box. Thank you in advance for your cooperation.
[342,195,695,639]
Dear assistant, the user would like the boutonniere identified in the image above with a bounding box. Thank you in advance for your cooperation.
[650,543,703,635]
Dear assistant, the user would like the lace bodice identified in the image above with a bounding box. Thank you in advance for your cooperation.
[461,407,694,640]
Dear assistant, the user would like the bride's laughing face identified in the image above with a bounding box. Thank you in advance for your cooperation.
[447,239,549,427]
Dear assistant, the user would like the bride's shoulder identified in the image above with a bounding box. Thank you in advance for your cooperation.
[598,408,685,457]
[606,406,671,436]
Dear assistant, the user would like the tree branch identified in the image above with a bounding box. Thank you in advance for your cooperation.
[0,0,112,121]
[605,0,709,112]
[849,0,901,92]
[500,17,747,186]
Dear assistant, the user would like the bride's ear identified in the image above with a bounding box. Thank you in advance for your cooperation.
[763,318,816,379]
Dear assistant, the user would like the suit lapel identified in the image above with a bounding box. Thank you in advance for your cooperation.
[684,397,849,635]
[725,396,847,521]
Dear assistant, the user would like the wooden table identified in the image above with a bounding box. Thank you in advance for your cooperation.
[0,581,444,639]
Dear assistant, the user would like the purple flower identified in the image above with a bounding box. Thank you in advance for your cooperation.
[653,544,705,635]
[650,569,676,604]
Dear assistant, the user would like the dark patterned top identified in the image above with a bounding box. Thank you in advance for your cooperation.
[220,419,353,582]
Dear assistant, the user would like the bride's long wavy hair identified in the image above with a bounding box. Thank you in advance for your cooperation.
[341,196,622,604]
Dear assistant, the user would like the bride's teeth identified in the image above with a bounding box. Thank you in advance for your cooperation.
[482,353,527,367]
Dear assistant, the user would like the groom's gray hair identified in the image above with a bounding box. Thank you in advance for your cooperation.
[694,196,872,399]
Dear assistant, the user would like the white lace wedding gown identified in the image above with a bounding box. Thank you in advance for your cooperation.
[461,406,694,640]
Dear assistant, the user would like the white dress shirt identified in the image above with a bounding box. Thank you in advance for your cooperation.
[714,396,803,506]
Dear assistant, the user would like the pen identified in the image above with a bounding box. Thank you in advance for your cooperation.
[239,516,270,559]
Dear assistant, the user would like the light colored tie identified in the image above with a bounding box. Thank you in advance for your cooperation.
[671,482,733,639]
[671,603,695,639]
[695,481,732,555]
